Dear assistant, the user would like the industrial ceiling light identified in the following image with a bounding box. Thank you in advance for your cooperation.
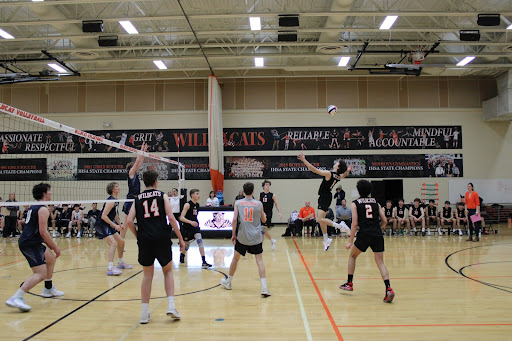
[379,16,398,30]
[249,17,261,31]
[119,21,138,34]
[153,60,167,70]
[0,28,14,39]
[456,56,475,66]
[254,57,264,67]
[338,56,350,67]
[47,63,67,73]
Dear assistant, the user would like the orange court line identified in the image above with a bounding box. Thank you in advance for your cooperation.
[292,237,344,341]
[338,323,512,328]
[316,275,512,280]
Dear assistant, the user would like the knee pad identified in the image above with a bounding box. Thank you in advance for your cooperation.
[194,233,204,248]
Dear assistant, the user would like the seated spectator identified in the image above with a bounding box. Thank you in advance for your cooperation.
[206,191,220,207]
[282,210,299,237]
[216,190,224,205]
[383,200,396,235]
[336,199,352,227]
[58,204,71,237]
[294,201,316,237]
[69,204,84,238]
[48,205,59,237]
[87,203,101,237]
[17,205,29,234]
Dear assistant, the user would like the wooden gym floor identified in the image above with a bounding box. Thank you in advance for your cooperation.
[1,225,511,341]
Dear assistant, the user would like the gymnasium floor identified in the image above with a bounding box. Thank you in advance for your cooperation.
[1,226,511,341]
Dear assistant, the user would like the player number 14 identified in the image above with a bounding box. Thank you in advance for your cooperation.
[142,199,160,218]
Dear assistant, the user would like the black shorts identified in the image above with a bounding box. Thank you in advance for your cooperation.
[181,225,200,241]
[19,243,46,268]
[318,194,332,212]
[122,201,133,215]
[354,233,385,253]
[95,223,117,239]
[235,240,263,256]
[427,217,437,222]
[138,240,172,267]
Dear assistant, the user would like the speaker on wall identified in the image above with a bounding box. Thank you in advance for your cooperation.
[278,15,299,27]
[477,14,500,26]
[278,31,297,42]
[98,35,118,47]
[82,20,104,33]
[459,30,480,41]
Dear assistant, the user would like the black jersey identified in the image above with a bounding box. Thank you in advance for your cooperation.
[442,207,452,218]
[411,206,422,218]
[396,205,406,218]
[427,206,437,217]
[19,205,45,246]
[354,197,382,236]
[134,190,169,243]
[182,200,200,229]
[457,208,465,218]
[260,192,274,213]
[318,171,342,196]
[95,196,118,228]
[384,207,393,218]
[126,174,141,199]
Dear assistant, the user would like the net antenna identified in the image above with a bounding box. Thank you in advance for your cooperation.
[0,102,185,206]
[409,47,425,65]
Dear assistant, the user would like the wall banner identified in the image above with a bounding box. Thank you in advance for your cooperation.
[0,158,47,181]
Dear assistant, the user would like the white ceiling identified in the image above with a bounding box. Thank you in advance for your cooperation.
[0,0,511,81]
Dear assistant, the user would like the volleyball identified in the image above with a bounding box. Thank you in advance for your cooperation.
[327,105,337,116]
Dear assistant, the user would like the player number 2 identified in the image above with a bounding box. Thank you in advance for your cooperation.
[365,204,373,218]
[142,199,160,218]
[244,207,253,222]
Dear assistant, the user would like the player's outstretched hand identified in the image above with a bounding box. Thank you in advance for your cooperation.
[347,164,353,172]
[297,152,306,162]
[141,141,148,152]
[231,235,237,245]
[54,246,61,258]
[345,242,353,250]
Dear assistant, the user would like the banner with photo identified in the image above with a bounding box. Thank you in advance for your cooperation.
[76,157,210,181]
[0,158,47,181]
[0,125,461,154]
[225,154,463,179]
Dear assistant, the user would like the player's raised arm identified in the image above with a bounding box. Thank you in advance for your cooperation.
[297,152,331,178]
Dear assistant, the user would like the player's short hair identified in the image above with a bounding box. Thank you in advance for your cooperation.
[335,159,348,175]
[336,185,342,191]
[414,198,420,203]
[93,202,97,205]
[126,161,135,172]
[445,200,450,205]
[356,180,372,198]
[399,198,404,203]
[107,182,118,195]
[386,200,393,204]
[62,204,68,208]
[458,202,464,207]
[262,180,271,187]
[172,188,178,192]
[142,170,159,187]
[73,204,80,209]
[429,199,435,203]
[190,189,199,196]
[32,183,51,200]
[243,182,254,195]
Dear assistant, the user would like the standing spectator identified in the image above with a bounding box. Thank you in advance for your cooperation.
[206,191,220,207]
[3,193,18,238]
[0,197,4,232]
[235,190,244,202]
[169,188,182,223]
[17,205,30,234]
[294,201,316,237]
[464,183,481,242]
[334,186,346,218]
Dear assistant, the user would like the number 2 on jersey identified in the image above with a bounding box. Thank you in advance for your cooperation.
[142,199,160,218]
[365,204,373,218]
[244,207,253,222]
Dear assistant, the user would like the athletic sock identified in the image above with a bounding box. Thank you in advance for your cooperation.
[228,275,233,283]
[348,274,354,283]
[108,262,114,270]
[323,234,328,242]
[118,258,123,264]
[168,296,175,309]
[141,303,149,313]
[201,256,206,263]
[44,279,52,290]
[261,278,267,289]
[15,288,26,298]
[384,279,391,289]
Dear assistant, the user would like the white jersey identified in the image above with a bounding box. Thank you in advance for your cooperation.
[72,210,83,221]
[169,196,180,214]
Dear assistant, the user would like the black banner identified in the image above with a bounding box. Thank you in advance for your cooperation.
[0,125,461,154]
[76,157,210,181]
[0,158,47,181]
[225,154,463,179]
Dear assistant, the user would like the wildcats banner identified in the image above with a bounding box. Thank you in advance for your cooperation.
[0,125,461,154]
[225,154,463,179]
[77,157,210,181]
[0,158,47,181]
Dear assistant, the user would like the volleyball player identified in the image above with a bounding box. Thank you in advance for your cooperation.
[425,199,440,235]
[383,200,396,236]
[440,201,454,235]
[409,198,426,236]
[395,199,409,236]
[126,170,185,324]
[6,183,63,312]
[339,180,395,303]
[220,182,271,297]
[259,180,282,251]
[122,142,148,240]
[298,152,352,251]
[179,189,212,268]
[95,182,132,275]
[455,203,467,236]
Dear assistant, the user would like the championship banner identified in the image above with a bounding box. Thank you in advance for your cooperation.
[0,158,47,181]
[0,125,461,154]
[77,157,210,181]
[225,154,463,179]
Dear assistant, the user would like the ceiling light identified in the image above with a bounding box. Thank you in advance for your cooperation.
[338,56,350,67]
[254,57,264,67]
[153,60,167,70]
[379,16,398,30]
[0,28,14,39]
[32,0,44,2]
[48,63,67,73]
[119,21,138,34]
[508,24,512,29]
[249,17,261,31]
[456,56,475,66]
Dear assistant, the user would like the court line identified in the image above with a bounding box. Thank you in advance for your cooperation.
[337,323,512,328]
[316,275,512,280]
[286,249,313,341]
[23,270,143,341]
[292,238,344,341]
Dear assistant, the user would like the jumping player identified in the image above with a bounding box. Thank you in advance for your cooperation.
[259,180,282,251]
[6,183,63,312]
[220,182,271,297]
[179,189,212,268]
[339,180,395,303]
[126,170,186,324]
[95,182,132,275]
[298,153,352,251]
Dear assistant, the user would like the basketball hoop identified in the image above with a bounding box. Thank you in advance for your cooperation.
[410,48,425,65]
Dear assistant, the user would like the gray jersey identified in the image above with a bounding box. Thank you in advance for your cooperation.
[236,198,263,246]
